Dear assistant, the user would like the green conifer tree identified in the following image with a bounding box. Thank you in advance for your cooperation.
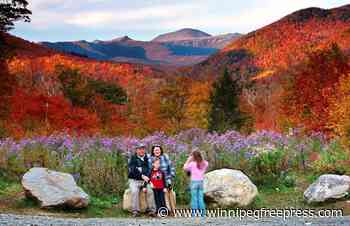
[208,68,247,133]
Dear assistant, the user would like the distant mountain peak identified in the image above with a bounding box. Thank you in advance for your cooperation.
[152,28,212,42]
[75,40,88,43]
[282,4,350,23]
[110,36,133,42]
[40,29,241,66]
[176,28,211,35]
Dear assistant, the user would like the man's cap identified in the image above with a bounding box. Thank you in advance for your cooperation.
[135,143,146,149]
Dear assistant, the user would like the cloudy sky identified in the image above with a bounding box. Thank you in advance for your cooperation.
[11,0,349,42]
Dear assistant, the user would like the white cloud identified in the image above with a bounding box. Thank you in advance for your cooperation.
[12,0,350,41]
[65,3,198,27]
[160,0,349,33]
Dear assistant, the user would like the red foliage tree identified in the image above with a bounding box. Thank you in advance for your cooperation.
[281,43,350,133]
[8,89,101,136]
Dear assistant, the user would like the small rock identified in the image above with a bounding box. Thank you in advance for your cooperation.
[304,174,350,203]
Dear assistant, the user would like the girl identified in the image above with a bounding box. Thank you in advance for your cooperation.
[183,149,208,216]
[150,158,167,212]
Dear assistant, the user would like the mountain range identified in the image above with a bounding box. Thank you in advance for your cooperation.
[185,4,350,129]
[3,3,350,135]
[40,28,241,66]
[193,4,350,77]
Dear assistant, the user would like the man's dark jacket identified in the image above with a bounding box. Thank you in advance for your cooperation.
[128,154,151,180]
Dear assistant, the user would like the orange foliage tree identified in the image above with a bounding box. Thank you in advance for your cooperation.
[328,73,350,147]
[184,80,211,129]
[5,50,184,137]
[157,76,192,134]
[280,43,350,133]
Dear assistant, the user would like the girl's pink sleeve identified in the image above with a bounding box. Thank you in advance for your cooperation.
[203,160,209,171]
[183,161,192,171]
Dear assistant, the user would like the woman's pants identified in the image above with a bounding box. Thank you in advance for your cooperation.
[190,180,205,216]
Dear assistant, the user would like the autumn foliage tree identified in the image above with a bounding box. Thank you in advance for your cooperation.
[55,64,130,135]
[57,65,92,107]
[157,77,191,134]
[0,0,31,90]
[7,89,101,137]
[281,43,350,133]
[0,38,15,114]
[191,6,350,133]
[184,80,211,129]
[57,65,127,107]
[3,51,155,137]
[5,5,350,138]
[328,74,350,147]
[0,0,31,136]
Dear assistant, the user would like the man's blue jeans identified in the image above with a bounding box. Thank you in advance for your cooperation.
[190,180,205,216]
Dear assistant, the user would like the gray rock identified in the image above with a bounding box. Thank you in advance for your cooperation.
[304,174,350,203]
[203,168,258,207]
[22,167,89,208]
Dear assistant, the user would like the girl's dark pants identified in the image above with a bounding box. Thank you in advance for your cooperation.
[153,188,166,211]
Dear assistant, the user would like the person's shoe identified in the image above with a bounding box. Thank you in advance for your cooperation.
[148,212,157,217]
[145,208,154,214]
[132,211,140,217]
[168,210,175,217]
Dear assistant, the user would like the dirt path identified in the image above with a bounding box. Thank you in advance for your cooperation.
[1,213,350,226]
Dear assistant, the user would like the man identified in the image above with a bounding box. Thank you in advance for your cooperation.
[128,143,156,217]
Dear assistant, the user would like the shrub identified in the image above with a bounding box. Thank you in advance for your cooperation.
[78,149,128,197]
[0,139,128,197]
[310,140,349,175]
[0,143,59,180]
[213,150,249,171]
[0,129,348,205]
[248,147,289,187]
[173,153,191,204]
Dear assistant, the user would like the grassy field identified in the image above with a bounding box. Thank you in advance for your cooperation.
[1,173,349,218]
[252,173,350,216]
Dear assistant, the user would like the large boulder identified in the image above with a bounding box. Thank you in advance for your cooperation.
[22,168,89,208]
[304,174,350,203]
[204,168,258,207]
[123,189,176,212]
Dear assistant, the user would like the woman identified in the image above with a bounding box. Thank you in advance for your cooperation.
[148,145,176,212]
[183,149,208,216]
[148,145,176,189]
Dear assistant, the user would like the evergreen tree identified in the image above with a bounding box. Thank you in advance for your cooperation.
[0,0,31,32]
[208,68,247,133]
